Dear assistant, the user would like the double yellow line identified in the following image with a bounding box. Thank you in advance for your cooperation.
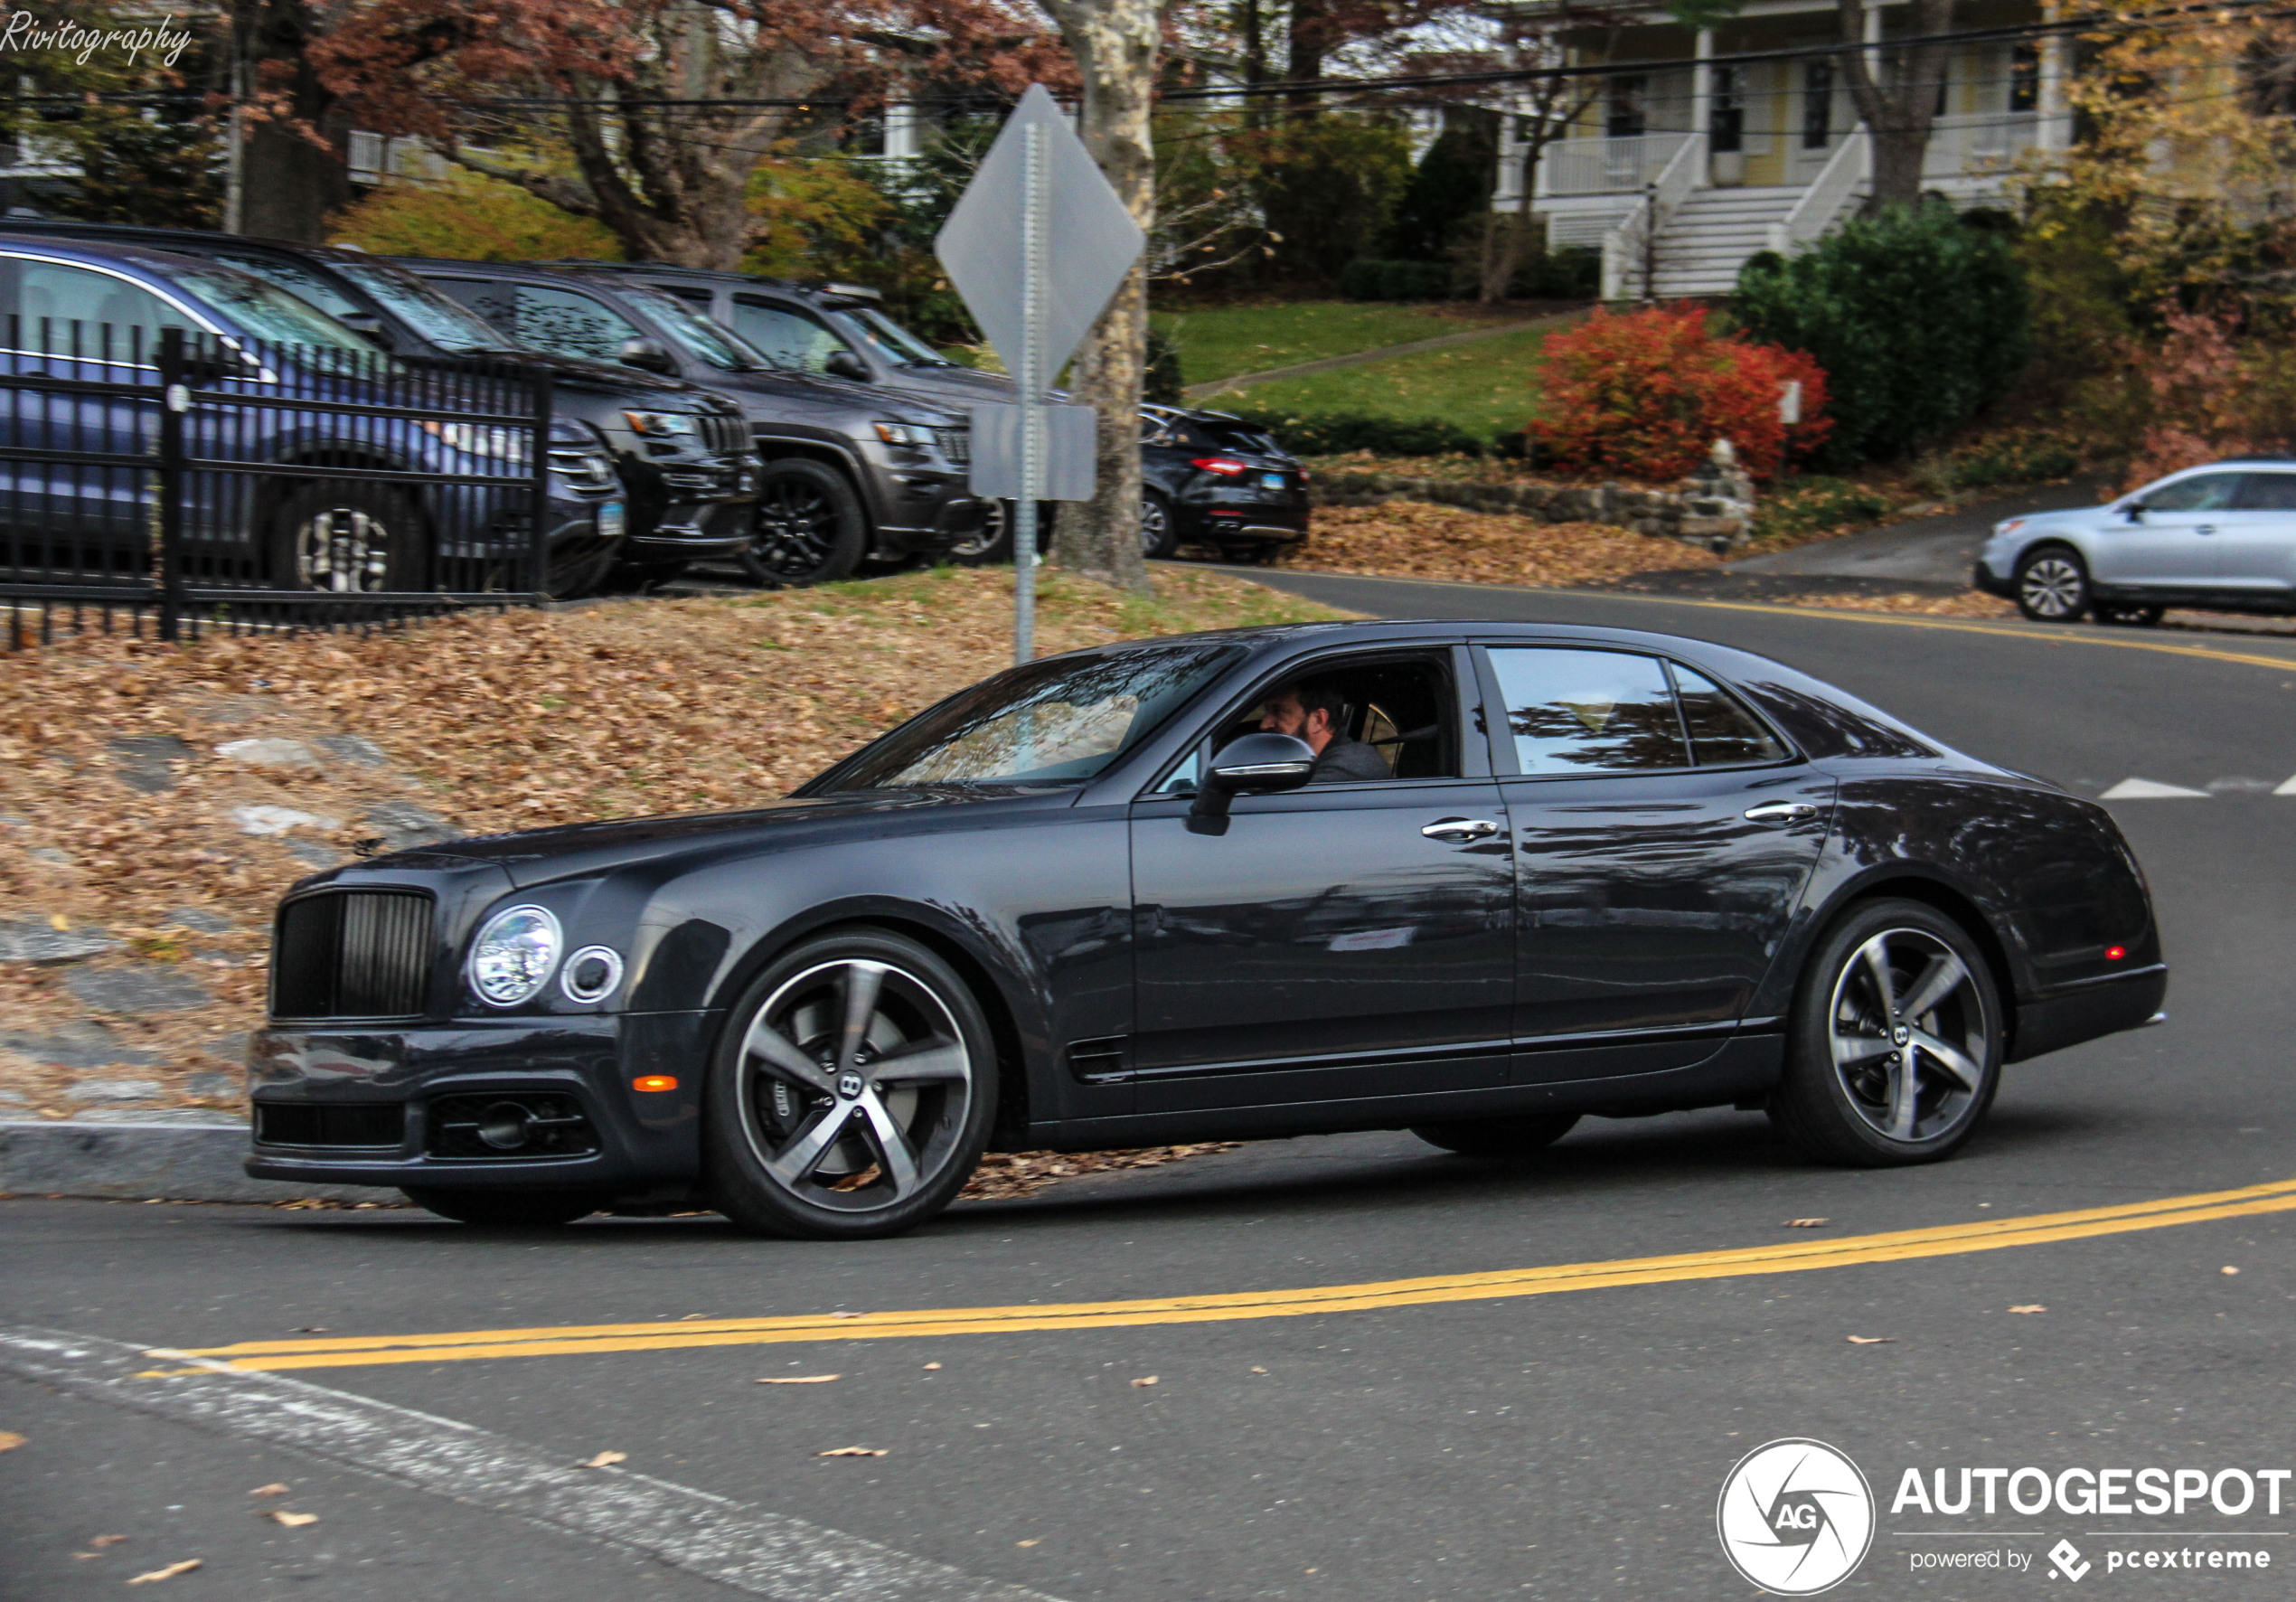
[157,1175,2296,1374]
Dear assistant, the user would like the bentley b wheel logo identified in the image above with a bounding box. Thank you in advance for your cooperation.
[1716,1437,1875,1594]
[836,1071,865,1099]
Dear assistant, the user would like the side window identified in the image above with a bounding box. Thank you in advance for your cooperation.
[2235,473,2296,511]
[210,252,360,318]
[437,281,641,363]
[1489,647,1688,773]
[731,301,849,372]
[0,259,188,362]
[1161,654,1460,792]
[1669,664,1787,766]
[2143,473,2244,513]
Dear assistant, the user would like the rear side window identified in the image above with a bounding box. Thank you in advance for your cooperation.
[1196,420,1282,455]
[2235,473,2296,510]
[434,279,641,362]
[0,258,190,361]
[2143,472,2243,513]
[1670,664,1787,766]
[731,301,850,373]
[1489,647,1688,773]
[209,251,360,318]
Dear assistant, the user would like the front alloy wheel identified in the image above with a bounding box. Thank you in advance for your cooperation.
[743,460,866,588]
[705,930,995,1239]
[1141,493,1178,560]
[1769,900,2001,1166]
[2014,547,2089,622]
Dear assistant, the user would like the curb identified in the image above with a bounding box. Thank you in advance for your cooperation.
[0,1120,400,1204]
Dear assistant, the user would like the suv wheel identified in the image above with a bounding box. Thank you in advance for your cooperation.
[745,460,867,588]
[1141,491,1178,560]
[949,500,1014,565]
[268,484,425,592]
[2014,545,2090,622]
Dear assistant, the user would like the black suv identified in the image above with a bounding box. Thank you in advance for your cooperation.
[0,219,756,595]
[1139,405,1310,563]
[395,259,986,586]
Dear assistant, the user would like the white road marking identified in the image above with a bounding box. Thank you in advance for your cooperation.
[2277,774,2296,796]
[2099,778,2213,799]
[0,1324,1064,1602]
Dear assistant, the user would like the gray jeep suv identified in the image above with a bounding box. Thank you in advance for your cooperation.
[396,258,986,586]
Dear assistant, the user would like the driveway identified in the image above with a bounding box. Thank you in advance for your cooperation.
[1724,480,2118,587]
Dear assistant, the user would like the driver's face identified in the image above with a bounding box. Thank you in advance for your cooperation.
[1259,693,1330,749]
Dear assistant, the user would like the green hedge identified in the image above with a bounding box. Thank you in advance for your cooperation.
[1218,405,1488,457]
[1336,259,1457,302]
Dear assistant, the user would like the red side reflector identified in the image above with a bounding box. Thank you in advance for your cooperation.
[634,1075,678,1092]
[2105,947,2126,961]
[1191,457,1248,476]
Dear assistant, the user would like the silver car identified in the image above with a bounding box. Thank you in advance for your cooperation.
[1973,459,2296,624]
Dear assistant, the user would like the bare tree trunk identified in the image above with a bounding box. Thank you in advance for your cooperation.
[1837,0,1955,212]
[1041,0,1157,593]
[238,0,350,241]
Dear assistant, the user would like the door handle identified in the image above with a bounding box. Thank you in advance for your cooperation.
[1744,800,1820,825]
[2196,523,2217,535]
[1422,817,1500,842]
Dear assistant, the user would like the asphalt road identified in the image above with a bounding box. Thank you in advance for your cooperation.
[8,575,2296,1602]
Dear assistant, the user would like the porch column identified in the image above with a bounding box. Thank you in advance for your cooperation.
[2037,0,2070,152]
[1692,29,1714,143]
[884,99,917,161]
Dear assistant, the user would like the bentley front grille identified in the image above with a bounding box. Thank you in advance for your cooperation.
[269,890,434,1022]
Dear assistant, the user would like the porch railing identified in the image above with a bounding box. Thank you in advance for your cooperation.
[1769,127,1870,254]
[1543,131,1698,197]
[1600,131,1708,301]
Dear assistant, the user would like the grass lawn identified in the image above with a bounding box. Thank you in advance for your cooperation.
[1153,300,1520,386]
[1226,317,1576,440]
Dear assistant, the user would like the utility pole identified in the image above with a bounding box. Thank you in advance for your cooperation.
[222,3,247,233]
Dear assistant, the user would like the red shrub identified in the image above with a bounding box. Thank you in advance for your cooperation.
[1530,305,1830,481]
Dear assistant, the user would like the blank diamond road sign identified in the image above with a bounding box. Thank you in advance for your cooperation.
[933,83,1146,384]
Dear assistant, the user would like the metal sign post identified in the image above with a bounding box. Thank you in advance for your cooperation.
[935,84,1146,666]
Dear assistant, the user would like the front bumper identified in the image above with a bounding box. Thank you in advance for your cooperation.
[244,1013,712,1193]
[1972,556,2016,598]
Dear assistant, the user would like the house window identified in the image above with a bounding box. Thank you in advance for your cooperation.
[1710,64,1744,153]
[1607,75,1648,139]
[2009,44,2039,112]
[1934,62,1950,117]
[1802,60,1833,149]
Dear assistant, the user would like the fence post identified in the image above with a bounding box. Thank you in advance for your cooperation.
[156,326,188,642]
[528,368,551,598]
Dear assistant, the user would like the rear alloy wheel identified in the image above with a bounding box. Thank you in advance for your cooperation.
[2094,602,2165,627]
[1411,1113,1580,1158]
[2013,545,2090,622]
[703,929,996,1239]
[268,483,425,592]
[400,1187,606,1226]
[744,459,867,588]
[1141,492,1179,561]
[1767,900,2002,1166]
[948,500,1014,565]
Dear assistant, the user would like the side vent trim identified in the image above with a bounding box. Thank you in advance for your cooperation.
[1066,1034,1129,1084]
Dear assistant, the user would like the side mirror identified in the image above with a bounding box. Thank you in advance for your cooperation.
[823,348,871,382]
[336,310,393,351]
[618,337,676,374]
[1189,731,1317,827]
[2122,501,2146,523]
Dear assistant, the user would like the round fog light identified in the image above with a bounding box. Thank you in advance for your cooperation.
[476,1102,533,1151]
[560,946,625,1004]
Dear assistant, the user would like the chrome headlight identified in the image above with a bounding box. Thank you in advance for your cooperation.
[1993,517,2028,539]
[872,421,923,447]
[624,410,698,438]
[468,905,562,1007]
[420,419,532,464]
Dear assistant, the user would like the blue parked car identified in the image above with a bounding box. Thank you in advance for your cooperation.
[0,235,626,597]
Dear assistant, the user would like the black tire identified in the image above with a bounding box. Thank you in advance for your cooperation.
[1141,492,1179,561]
[267,482,427,593]
[1766,899,2003,1167]
[2013,544,2090,622]
[1219,542,1280,566]
[2094,602,2164,627]
[1411,1113,1580,1158]
[702,928,997,1240]
[948,500,1014,566]
[539,538,620,600]
[745,459,867,588]
[400,1186,605,1226]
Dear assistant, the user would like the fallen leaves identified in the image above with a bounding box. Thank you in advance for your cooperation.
[89,1534,128,1547]
[579,1450,627,1469]
[815,1447,888,1457]
[755,1374,840,1385]
[1783,1218,1830,1228]
[1846,1336,1897,1344]
[2223,1266,2242,1276]
[263,1510,318,1528]
[0,1429,23,1452]
[2009,1305,2047,1315]
[1774,589,2018,619]
[1273,504,1715,589]
[1016,1539,1040,1548]
[249,1484,289,1497]
[922,1362,942,1371]
[1130,1376,1159,1389]
[961,1144,1240,1202]
[127,1560,202,1585]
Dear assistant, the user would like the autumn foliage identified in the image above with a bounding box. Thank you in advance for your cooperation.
[1530,306,1830,482]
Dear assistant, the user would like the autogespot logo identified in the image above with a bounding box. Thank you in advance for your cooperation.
[1717,1437,1877,1594]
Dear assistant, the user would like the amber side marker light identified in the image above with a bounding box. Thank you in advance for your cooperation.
[634,1075,679,1092]
[2106,947,2127,961]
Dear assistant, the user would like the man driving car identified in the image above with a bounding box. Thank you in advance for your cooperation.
[1257,679,1390,784]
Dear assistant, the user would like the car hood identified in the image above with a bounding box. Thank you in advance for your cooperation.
[703,368,965,426]
[457,348,709,400]
[367,785,1078,888]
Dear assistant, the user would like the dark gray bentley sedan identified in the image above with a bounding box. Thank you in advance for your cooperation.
[247,620,2165,1238]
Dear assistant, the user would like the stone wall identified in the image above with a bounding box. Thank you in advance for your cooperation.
[1310,447,1758,554]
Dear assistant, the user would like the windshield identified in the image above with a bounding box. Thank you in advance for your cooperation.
[833,304,955,368]
[621,283,767,371]
[173,266,389,359]
[828,644,1241,788]
[334,260,516,355]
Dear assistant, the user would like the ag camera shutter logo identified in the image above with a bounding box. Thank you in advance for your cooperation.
[1717,1437,1876,1594]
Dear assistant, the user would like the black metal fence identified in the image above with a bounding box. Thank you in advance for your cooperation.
[0,321,555,646]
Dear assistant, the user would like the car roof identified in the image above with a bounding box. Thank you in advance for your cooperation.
[0,231,253,280]
[534,259,835,297]
[0,218,391,271]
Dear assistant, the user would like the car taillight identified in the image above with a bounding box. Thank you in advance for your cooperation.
[1192,457,1248,476]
